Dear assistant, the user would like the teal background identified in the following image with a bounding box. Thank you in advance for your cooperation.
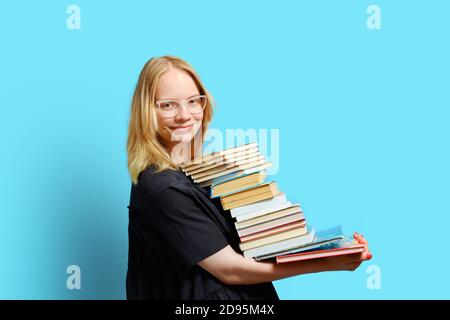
[0,0,448,299]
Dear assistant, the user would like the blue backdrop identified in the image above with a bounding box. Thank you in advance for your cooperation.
[1,0,449,299]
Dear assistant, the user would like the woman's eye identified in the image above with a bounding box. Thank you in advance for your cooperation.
[188,98,199,104]
[161,102,174,109]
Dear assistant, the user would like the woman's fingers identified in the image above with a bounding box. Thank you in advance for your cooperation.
[361,244,372,261]
[353,232,372,261]
[362,250,373,260]
[353,232,368,245]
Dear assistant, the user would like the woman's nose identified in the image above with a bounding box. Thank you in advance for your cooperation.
[175,104,192,120]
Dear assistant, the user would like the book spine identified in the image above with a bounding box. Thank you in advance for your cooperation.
[239,227,307,251]
[234,202,293,221]
[239,221,306,243]
[223,191,276,210]
[242,230,315,258]
[230,192,285,217]
[235,205,301,228]
[211,180,267,199]
[237,213,304,237]
[221,182,274,204]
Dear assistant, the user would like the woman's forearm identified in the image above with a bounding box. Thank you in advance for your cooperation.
[229,254,330,285]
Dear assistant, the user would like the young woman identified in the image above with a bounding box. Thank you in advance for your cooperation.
[125,55,372,300]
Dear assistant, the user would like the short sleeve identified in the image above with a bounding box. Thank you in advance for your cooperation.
[147,186,229,270]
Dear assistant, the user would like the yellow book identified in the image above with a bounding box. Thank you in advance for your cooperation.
[221,181,278,204]
[222,191,275,210]
[211,171,266,197]
[191,154,264,180]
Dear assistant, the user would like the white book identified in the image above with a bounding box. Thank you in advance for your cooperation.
[237,212,305,237]
[230,192,287,218]
[243,229,316,258]
[194,158,267,183]
[255,235,344,261]
[235,201,293,223]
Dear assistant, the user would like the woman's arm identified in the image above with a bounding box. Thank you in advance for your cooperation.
[198,233,371,285]
[199,245,330,285]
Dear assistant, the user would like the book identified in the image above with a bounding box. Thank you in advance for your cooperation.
[221,181,279,210]
[235,204,302,229]
[199,162,272,187]
[221,181,276,204]
[239,226,307,251]
[183,146,259,174]
[181,142,258,168]
[194,158,269,183]
[211,171,267,198]
[243,229,316,258]
[235,201,294,222]
[230,192,287,217]
[240,220,306,243]
[237,211,305,237]
[254,226,345,261]
[276,241,365,264]
[189,153,265,180]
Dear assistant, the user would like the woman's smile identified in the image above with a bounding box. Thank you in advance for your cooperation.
[171,124,194,131]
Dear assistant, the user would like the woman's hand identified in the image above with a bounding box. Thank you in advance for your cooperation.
[322,232,372,272]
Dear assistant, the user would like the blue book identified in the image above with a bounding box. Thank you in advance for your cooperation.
[199,162,272,187]
[210,170,257,187]
[255,226,346,261]
[210,175,269,198]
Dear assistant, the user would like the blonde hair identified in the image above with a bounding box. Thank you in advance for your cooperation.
[127,55,215,185]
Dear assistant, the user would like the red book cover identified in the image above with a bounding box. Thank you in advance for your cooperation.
[276,244,365,263]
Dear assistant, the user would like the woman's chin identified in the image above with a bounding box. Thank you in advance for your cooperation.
[173,126,201,142]
[172,132,195,143]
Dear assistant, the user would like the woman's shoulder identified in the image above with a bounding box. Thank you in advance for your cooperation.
[137,164,188,196]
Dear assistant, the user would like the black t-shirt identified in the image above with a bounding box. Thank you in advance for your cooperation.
[126,165,279,300]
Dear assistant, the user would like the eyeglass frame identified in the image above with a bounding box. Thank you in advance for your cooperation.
[154,94,207,117]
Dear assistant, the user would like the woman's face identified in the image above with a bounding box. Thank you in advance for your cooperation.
[155,68,204,150]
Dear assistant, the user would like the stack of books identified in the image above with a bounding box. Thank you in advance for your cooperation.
[181,142,270,188]
[180,142,311,260]
[181,142,365,263]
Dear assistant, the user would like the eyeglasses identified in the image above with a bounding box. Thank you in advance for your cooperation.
[155,95,207,117]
